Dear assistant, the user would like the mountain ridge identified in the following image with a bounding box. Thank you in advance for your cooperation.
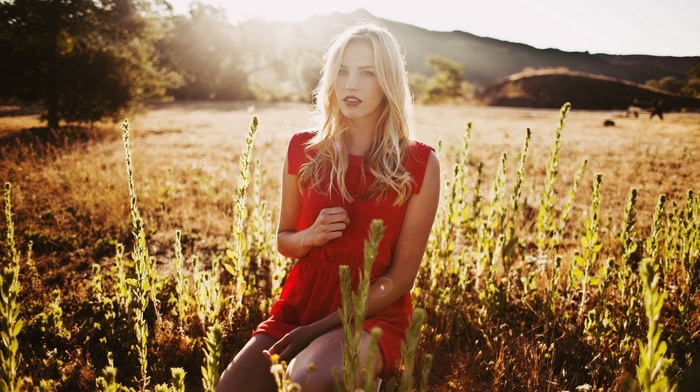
[256,9,700,110]
[279,9,699,89]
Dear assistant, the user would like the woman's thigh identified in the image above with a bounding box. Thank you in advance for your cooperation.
[216,333,278,392]
[287,328,383,391]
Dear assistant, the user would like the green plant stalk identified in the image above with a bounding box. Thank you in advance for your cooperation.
[225,116,259,310]
[338,219,385,392]
[122,119,153,390]
[420,353,434,392]
[3,183,17,264]
[248,158,274,266]
[475,152,507,298]
[34,379,55,392]
[635,258,677,392]
[201,322,223,392]
[476,151,511,313]
[614,189,644,362]
[95,352,120,392]
[546,255,563,318]
[576,173,603,323]
[112,243,132,318]
[554,158,588,250]
[677,190,699,335]
[503,128,531,290]
[173,230,189,328]
[1,182,23,392]
[38,289,71,339]
[193,255,221,327]
[425,123,471,294]
[455,122,473,229]
[585,257,615,348]
[536,102,571,253]
[248,157,285,313]
[645,195,667,265]
[362,327,383,392]
[470,161,484,240]
[134,301,150,391]
[618,188,639,303]
[171,367,186,392]
[91,263,104,304]
[121,119,158,308]
[398,308,427,392]
[154,384,169,392]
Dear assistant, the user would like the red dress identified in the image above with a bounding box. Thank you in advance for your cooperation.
[254,131,434,377]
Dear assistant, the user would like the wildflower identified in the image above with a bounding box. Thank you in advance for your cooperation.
[270,364,284,374]
[306,362,317,374]
[288,382,302,392]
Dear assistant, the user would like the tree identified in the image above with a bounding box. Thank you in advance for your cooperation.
[158,2,251,100]
[645,76,685,95]
[683,63,700,98]
[419,54,474,104]
[0,0,181,129]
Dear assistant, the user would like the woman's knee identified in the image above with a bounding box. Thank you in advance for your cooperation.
[287,362,337,392]
[285,329,382,391]
[285,334,343,391]
[216,334,278,392]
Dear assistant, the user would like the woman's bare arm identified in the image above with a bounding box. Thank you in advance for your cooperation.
[365,150,440,316]
[276,155,350,259]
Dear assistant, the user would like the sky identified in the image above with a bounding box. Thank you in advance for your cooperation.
[167,0,700,57]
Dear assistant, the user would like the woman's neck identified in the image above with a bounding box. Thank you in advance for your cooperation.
[345,125,376,157]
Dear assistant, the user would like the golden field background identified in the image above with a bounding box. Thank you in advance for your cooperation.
[1,102,699,390]
[5,101,695,248]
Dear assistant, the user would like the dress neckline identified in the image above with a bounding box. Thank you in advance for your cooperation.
[348,154,364,167]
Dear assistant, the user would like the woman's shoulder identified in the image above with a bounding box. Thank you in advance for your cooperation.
[289,130,316,146]
[406,139,435,164]
[405,139,437,193]
[287,131,317,174]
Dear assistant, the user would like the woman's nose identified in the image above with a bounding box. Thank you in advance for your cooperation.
[344,73,358,91]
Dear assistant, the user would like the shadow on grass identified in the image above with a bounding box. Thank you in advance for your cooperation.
[0,124,119,161]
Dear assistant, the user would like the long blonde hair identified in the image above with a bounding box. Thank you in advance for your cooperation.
[299,22,416,205]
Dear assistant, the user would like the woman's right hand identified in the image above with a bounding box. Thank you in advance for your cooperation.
[263,324,318,362]
[301,207,350,248]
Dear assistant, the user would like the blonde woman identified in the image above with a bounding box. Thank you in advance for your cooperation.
[217,21,440,392]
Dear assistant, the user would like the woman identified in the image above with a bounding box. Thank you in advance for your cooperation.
[217,21,440,392]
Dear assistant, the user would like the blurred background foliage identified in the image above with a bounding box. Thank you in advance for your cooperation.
[1,0,698,129]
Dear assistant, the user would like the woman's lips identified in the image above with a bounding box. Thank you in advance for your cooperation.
[343,96,362,106]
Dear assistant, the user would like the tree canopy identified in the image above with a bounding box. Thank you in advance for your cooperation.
[419,54,473,104]
[158,2,251,101]
[0,0,181,129]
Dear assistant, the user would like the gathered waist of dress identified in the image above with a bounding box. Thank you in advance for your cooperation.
[301,247,390,278]
[304,247,364,268]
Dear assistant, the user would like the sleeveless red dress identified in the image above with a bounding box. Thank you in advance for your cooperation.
[254,131,434,377]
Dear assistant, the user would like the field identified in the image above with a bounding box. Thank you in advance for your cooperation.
[1,101,699,391]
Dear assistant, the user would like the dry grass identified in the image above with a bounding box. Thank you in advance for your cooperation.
[1,101,699,390]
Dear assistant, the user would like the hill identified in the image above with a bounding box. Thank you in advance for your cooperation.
[479,69,700,111]
[276,9,699,90]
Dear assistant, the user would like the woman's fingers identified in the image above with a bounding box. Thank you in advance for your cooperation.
[318,207,350,225]
[266,335,288,356]
[307,207,350,246]
[264,334,297,361]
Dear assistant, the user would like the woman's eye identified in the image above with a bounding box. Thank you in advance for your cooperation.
[362,71,374,76]
[337,69,347,75]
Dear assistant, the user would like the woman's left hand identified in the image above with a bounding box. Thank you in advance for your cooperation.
[264,324,317,361]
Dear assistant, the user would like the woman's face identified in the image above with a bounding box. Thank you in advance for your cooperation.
[334,39,386,125]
